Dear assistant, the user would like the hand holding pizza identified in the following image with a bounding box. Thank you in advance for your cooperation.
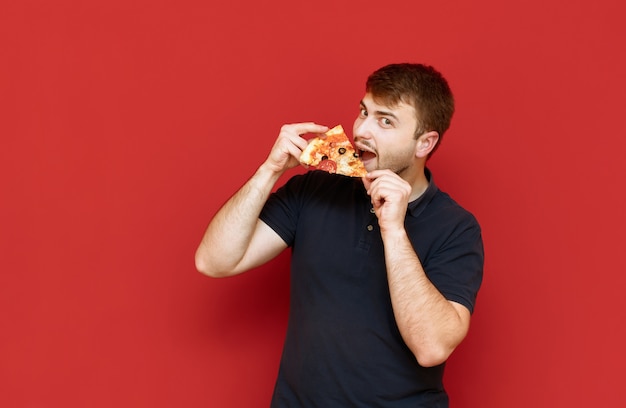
[263,123,329,174]
[363,170,412,233]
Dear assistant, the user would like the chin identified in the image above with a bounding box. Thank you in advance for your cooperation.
[363,163,377,173]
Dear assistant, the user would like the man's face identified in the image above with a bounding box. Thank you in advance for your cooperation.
[353,93,420,176]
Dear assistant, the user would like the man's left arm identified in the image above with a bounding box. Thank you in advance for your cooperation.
[364,170,471,367]
[382,228,471,367]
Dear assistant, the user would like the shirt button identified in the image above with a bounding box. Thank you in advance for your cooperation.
[370,208,375,213]
[367,225,374,231]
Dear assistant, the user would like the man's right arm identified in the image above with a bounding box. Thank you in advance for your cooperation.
[194,123,329,278]
[194,163,287,277]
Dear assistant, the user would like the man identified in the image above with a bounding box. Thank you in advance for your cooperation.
[195,63,484,407]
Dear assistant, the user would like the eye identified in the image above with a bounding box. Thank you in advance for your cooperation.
[379,117,393,127]
[359,107,368,118]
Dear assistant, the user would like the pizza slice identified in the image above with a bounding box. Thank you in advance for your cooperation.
[299,125,367,177]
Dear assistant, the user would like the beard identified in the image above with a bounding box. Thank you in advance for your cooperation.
[376,148,415,176]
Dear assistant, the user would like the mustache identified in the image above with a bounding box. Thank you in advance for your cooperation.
[354,139,376,155]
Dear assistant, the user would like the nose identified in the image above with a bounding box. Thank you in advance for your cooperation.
[353,116,373,141]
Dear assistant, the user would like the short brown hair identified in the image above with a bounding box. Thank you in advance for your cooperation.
[366,63,455,154]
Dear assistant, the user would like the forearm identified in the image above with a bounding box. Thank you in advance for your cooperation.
[383,228,469,367]
[194,163,283,277]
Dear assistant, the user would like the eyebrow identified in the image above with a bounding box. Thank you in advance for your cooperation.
[360,100,399,121]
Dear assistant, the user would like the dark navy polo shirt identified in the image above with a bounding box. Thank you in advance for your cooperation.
[260,169,484,408]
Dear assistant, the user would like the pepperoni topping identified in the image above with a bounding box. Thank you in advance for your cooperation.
[317,159,337,173]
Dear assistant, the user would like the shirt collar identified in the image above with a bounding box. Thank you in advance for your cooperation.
[407,167,439,218]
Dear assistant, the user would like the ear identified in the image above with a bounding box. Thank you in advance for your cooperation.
[415,131,440,158]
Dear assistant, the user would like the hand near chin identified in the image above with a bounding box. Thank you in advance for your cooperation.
[362,170,411,232]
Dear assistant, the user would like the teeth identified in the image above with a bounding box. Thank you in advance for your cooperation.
[355,143,374,156]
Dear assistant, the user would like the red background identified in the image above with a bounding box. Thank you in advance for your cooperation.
[2,0,625,406]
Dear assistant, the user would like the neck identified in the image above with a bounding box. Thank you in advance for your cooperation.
[402,164,429,202]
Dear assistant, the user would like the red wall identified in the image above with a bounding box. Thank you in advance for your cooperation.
[2,0,625,406]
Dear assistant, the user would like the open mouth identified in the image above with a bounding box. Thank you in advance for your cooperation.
[355,143,377,162]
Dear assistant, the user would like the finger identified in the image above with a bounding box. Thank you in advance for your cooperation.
[361,175,372,191]
[287,139,307,160]
[366,176,411,205]
[362,171,385,195]
[291,133,309,151]
[277,127,309,151]
[363,170,397,194]
[283,122,329,137]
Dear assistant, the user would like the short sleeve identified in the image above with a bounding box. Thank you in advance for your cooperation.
[422,214,484,314]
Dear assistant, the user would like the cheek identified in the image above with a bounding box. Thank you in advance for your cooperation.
[380,141,414,163]
[352,117,364,135]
